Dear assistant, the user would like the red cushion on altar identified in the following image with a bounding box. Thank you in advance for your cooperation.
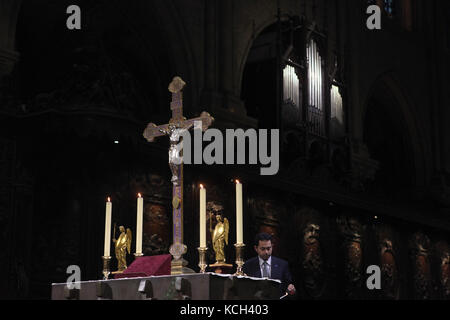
[114,254,172,279]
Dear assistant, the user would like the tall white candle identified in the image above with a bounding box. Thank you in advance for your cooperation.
[200,185,206,248]
[104,197,112,257]
[136,193,144,255]
[236,180,243,244]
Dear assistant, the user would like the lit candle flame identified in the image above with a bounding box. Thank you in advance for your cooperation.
[200,184,204,189]
[236,179,240,184]
[138,193,142,198]
[107,197,111,202]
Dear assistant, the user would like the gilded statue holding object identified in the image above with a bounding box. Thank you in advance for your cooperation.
[212,214,229,264]
[112,225,132,272]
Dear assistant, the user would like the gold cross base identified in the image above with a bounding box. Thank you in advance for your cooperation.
[171,258,195,275]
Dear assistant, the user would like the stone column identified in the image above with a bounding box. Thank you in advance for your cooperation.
[0,48,20,78]
[202,0,257,130]
[218,0,249,119]
[204,0,218,93]
[0,0,22,78]
[219,0,233,98]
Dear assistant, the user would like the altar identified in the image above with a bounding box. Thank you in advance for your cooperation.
[51,273,281,300]
[78,77,271,302]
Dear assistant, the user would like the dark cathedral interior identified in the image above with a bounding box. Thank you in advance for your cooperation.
[0,0,450,301]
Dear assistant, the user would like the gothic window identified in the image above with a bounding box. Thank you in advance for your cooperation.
[330,85,343,124]
[330,84,345,138]
[367,0,396,18]
[369,0,415,30]
[307,39,325,137]
[384,0,395,16]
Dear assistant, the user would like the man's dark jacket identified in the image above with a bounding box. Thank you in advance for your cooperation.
[243,256,293,295]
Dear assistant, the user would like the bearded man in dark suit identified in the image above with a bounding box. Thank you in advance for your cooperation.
[243,232,296,297]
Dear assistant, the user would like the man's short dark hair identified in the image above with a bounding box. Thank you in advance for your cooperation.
[254,232,272,246]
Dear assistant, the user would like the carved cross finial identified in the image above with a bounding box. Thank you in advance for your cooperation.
[168,77,186,93]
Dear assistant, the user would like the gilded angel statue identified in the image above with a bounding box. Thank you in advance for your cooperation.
[212,214,229,264]
[112,225,132,272]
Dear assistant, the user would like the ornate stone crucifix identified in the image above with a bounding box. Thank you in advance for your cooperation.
[143,76,214,274]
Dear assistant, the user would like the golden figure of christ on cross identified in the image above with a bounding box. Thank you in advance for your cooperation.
[143,76,214,274]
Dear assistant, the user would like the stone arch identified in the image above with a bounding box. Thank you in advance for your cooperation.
[0,0,22,50]
[11,1,200,118]
[362,72,430,194]
[236,16,279,96]
[235,0,306,100]
[240,14,306,129]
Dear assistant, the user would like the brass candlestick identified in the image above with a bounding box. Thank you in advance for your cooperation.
[197,247,208,273]
[234,243,246,276]
[102,256,111,280]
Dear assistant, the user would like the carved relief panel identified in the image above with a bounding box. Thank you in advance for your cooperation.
[376,225,400,299]
[295,207,326,298]
[0,139,15,297]
[247,197,281,256]
[435,241,450,299]
[337,216,364,299]
[409,232,433,299]
[0,139,34,298]
[143,202,170,256]
[129,173,172,256]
